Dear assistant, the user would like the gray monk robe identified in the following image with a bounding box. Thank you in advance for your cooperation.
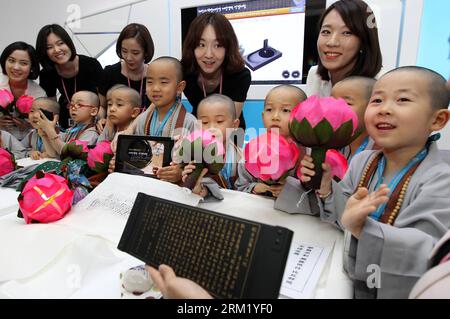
[235,161,297,194]
[274,142,450,298]
[1,130,27,159]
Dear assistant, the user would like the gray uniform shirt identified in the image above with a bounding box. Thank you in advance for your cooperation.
[275,142,450,298]
[60,125,99,145]
[135,105,197,138]
[1,130,27,159]
[21,129,41,156]
[235,161,297,193]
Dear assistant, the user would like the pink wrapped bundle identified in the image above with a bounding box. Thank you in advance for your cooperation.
[18,172,74,224]
[0,147,15,177]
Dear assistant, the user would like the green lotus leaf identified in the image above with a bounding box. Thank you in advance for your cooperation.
[290,118,318,146]
[313,119,334,146]
[327,120,354,149]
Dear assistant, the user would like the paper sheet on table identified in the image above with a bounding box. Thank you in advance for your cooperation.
[314,235,353,298]
[0,214,83,281]
[56,173,202,243]
[0,188,19,217]
[0,236,141,299]
[280,241,333,299]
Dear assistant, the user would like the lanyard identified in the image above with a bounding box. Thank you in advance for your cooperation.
[354,136,370,158]
[61,76,76,109]
[342,136,369,162]
[201,74,223,98]
[65,123,84,142]
[126,64,145,110]
[220,143,234,189]
[370,134,440,220]
[150,101,178,137]
[36,135,43,152]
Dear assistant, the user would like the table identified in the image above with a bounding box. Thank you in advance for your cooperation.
[0,172,353,299]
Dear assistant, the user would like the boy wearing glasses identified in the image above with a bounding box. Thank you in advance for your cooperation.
[37,90,99,157]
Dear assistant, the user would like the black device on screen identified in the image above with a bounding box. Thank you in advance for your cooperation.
[41,109,54,121]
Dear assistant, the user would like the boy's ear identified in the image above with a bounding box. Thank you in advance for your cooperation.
[90,107,99,117]
[431,109,450,132]
[177,80,186,95]
[131,107,141,119]
[233,118,240,129]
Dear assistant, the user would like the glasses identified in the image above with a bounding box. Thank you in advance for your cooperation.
[68,102,96,110]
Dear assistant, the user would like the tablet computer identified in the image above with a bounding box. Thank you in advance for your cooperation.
[115,135,174,178]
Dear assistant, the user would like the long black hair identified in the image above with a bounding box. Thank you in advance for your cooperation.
[1,41,40,80]
[316,0,382,81]
[35,24,77,70]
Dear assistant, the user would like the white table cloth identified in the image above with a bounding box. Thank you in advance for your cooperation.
[0,173,353,299]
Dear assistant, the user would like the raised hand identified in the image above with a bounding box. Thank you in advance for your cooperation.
[182,162,208,197]
[36,110,58,133]
[341,184,390,238]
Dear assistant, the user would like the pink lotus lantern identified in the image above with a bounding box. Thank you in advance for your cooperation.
[15,95,34,117]
[297,149,348,182]
[175,130,225,189]
[0,147,15,177]
[0,89,14,116]
[325,149,348,181]
[245,132,299,185]
[87,140,114,173]
[289,95,359,189]
[18,171,74,224]
[61,139,90,162]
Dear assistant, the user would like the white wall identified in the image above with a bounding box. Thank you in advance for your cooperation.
[398,0,424,66]
[0,0,418,80]
[0,0,170,60]
[397,0,450,150]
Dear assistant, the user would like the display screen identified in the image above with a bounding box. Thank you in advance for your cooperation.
[181,0,326,85]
